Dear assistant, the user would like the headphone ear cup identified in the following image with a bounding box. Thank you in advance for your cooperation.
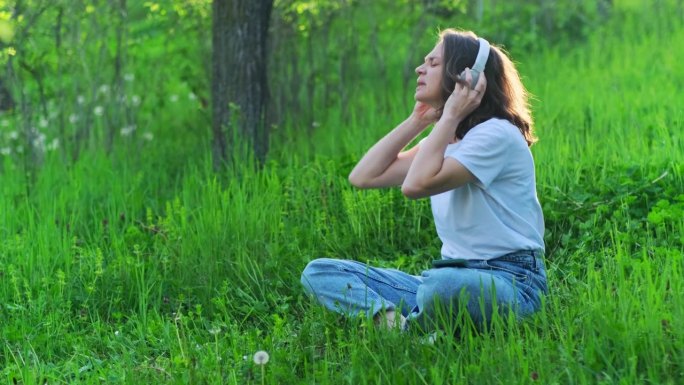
[458,70,479,89]
[470,70,480,89]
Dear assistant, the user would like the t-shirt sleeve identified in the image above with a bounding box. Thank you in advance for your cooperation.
[444,121,513,189]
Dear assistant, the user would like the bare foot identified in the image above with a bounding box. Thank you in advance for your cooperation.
[374,310,407,330]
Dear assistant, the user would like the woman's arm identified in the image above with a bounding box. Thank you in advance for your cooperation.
[402,69,486,199]
[348,103,438,189]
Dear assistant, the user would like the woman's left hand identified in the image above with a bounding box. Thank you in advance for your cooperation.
[442,68,487,122]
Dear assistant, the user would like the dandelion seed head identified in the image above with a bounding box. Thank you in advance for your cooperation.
[169,94,179,103]
[124,73,135,82]
[77,95,85,105]
[253,350,269,365]
[69,114,79,124]
[1,120,8,127]
[8,130,18,140]
[47,138,60,151]
[0,147,10,155]
[94,106,104,116]
[39,118,48,128]
[142,132,154,141]
[99,84,110,94]
[120,125,136,137]
[131,95,141,106]
[32,133,46,150]
[114,330,120,336]
[208,326,221,335]
[188,92,197,101]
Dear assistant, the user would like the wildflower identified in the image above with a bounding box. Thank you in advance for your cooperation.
[130,95,141,106]
[1,120,8,126]
[77,95,85,105]
[169,94,179,103]
[0,147,10,155]
[99,84,110,94]
[39,118,48,128]
[94,106,104,116]
[253,350,269,365]
[47,138,59,151]
[142,132,153,141]
[114,330,120,336]
[69,114,79,124]
[120,125,136,137]
[188,92,197,101]
[208,326,221,335]
[124,73,135,82]
[312,121,320,128]
[8,130,18,139]
[16,145,23,153]
[32,133,46,150]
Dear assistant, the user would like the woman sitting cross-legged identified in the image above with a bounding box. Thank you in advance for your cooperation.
[301,29,548,332]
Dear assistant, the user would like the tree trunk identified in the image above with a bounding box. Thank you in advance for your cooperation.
[212,0,273,170]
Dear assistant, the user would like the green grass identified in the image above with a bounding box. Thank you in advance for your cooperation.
[1,1,684,384]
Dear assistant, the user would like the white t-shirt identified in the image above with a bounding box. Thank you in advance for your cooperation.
[430,118,544,260]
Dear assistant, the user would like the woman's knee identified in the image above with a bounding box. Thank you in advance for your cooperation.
[300,258,342,293]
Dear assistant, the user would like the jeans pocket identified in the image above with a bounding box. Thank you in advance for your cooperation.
[483,259,530,283]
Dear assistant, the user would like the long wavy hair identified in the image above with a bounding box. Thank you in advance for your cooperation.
[439,29,537,146]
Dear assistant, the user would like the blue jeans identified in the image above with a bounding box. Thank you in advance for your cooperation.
[300,250,548,330]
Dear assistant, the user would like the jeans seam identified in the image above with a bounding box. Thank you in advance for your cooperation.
[340,267,417,293]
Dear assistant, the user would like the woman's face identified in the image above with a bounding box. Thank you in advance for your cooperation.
[414,42,445,108]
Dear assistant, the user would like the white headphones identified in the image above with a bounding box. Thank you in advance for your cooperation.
[460,37,490,89]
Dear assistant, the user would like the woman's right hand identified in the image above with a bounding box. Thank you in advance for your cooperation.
[411,101,442,128]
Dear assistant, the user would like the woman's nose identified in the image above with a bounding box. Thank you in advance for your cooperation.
[415,65,424,75]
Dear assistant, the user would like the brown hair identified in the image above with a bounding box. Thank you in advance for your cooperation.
[438,29,537,146]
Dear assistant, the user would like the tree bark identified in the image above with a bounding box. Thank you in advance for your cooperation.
[212,0,273,170]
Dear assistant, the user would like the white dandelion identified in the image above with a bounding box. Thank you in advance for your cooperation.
[99,84,110,94]
[124,73,135,82]
[47,138,60,151]
[188,92,197,101]
[93,106,104,116]
[32,133,46,150]
[142,132,154,141]
[120,125,136,137]
[169,94,179,103]
[130,95,141,106]
[1,120,8,127]
[253,350,269,365]
[8,130,18,140]
[69,114,79,124]
[39,118,48,128]
[77,95,85,105]
[0,147,10,155]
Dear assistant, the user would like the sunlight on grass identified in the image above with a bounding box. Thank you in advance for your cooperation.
[1,1,683,383]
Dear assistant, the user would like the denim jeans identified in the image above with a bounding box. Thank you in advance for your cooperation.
[300,250,548,330]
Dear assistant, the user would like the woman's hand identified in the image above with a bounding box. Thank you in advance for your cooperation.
[442,68,487,122]
[410,101,442,127]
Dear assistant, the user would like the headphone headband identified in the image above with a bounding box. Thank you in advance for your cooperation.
[472,38,490,73]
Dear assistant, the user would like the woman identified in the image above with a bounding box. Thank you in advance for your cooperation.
[300,29,548,331]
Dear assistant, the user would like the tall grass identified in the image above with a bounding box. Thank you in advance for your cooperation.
[1,1,683,383]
